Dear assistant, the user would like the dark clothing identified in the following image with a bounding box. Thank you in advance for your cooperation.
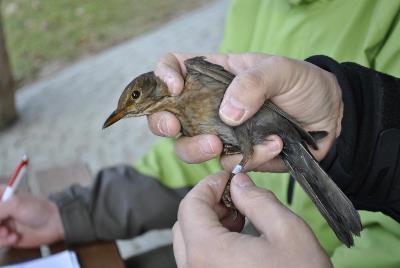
[307,55,400,222]
[50,165,190,244]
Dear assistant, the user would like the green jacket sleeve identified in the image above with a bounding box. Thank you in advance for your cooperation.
[330,212,400,268]
[374,12,400,77]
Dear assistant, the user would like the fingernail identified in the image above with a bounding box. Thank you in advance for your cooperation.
[233,174,254,188]
[267,140,281,153]
[165,75,179,96]
[157,115,170,136]
[219,97,246,124]
[207,174,222,188]
[199,136,216,155]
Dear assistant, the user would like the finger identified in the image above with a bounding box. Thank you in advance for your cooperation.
[147,111,181,137]
[230,173,295,240]
[202,52,270,75]
[212,202,245,232]
[220,209,245,232]
[155,52,201,96]
[154,52,252,95]
[0,226,9,238]
[0,198,18,222]
[172,222,187,268]
[0,185,7,196]
[155,52,275,97]
[219,56,290,126]
[154,53,186,96]
[221,154,286,173]
[0,233,18,247]
[220,135,286,172]
[175,134,223,163]
[178,171,230,245]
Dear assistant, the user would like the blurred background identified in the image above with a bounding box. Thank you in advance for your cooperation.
[0,0,228,261]
[3,0,213,86]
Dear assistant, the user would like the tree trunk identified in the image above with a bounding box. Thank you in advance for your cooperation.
[0,8,17,130]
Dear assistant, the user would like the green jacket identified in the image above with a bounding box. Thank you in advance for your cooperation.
[136,1,400,267]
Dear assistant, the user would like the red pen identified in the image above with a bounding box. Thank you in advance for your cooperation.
[2,155,28,202]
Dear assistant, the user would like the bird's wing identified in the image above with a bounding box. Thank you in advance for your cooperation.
[184,57,328,149]
[184,57,234,85]
[264,101,327,150]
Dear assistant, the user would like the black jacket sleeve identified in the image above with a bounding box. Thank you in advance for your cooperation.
[50,165,190,244]
[306,55,400,222]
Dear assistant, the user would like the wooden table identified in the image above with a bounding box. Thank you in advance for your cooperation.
[0,163,125,268]
[0,241,124,268]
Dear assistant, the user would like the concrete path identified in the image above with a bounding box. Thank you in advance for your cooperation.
[0,0,229,259]
[1,0,228,175]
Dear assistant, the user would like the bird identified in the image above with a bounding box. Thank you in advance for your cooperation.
[103,56,362,247]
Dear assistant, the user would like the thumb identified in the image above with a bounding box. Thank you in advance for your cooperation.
[219,69,267,126]
[219,56,290,126]
[230,173,293,239]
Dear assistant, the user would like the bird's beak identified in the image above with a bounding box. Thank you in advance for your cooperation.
[103,109,125,129]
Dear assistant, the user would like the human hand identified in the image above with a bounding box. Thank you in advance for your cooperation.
[173,171,332,268]
[149,53,342,171]
[0,186,64,248]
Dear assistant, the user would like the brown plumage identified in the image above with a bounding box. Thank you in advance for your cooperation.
[103,56,362,247]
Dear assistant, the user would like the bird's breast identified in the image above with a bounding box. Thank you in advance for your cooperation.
[175,84,238,146]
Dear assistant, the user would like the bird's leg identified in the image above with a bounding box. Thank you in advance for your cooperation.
[221,172,235,209]
[222,144,242,155]
[222,125,254,218]
[222,157,249,219]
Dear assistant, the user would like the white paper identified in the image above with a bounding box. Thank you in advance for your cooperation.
[1,250,80,268]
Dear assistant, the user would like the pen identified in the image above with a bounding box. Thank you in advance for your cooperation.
[1,155,28,202]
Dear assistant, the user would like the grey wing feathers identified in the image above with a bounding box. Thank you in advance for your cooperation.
[265,102,325,150]
[184,57,235,85]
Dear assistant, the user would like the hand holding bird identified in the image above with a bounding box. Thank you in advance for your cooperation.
[103,53,361,246]
[149,53,342,171]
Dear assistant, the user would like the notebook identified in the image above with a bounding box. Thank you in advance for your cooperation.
[0,250,80,268]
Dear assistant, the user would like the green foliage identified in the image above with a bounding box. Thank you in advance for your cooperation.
[1,0,209,86]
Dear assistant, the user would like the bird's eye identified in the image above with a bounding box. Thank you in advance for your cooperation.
[131,90,141,100]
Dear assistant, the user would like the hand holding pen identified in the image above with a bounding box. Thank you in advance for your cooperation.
[0,156,65,248]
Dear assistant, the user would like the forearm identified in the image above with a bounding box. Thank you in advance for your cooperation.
[50,165,189,244]
[307,55,400,220]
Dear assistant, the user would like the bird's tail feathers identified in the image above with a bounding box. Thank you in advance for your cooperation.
[282,142,362,247]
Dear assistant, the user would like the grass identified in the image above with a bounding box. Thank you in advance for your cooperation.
[1,0,212,87]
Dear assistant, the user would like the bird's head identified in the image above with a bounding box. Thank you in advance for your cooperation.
[103,71,170,128]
